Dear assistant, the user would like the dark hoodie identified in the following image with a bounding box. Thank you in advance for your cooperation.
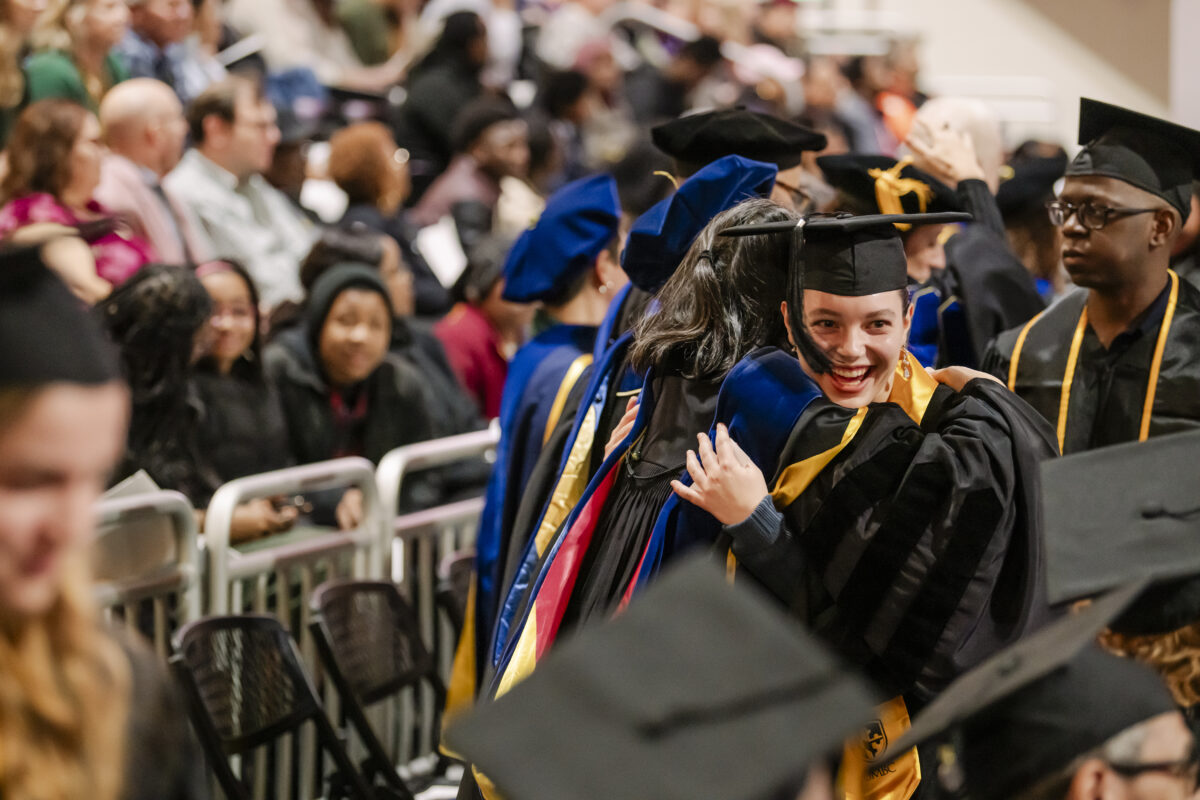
[264,264,439,510]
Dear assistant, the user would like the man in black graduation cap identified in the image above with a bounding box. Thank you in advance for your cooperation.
[652,107,830,212]
[984,98,1200,455]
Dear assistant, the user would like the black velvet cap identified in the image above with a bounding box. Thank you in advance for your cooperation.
[721,211,972,296]
[817,154,961,216]
[445,554,879,800]
[0,242,119,388]
[883,584,1177,800]
[652,108,827,173]
[1066,97,1200,220]
[1041,429,1200,635]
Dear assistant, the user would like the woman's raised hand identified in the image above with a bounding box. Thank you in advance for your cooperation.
[927,365,1002,392]
[671,423,769,526]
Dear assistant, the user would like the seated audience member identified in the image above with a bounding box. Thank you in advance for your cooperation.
[293,227,484,437]
[113,0,213,107]
[394,10,487,196]
[0,0,46,146]
[225,0,406,92]
[0,99,156,286]
[25,0,129,110]
[165,77,316,310]
[264,263,436,526]
[261,110,321,223]
[409,97,531,248]
[94,78,209,264]
[193,258,294,491]
[434,236,533,419]
[101,262,294,542]
[0,244,205,800]
[100,263,216,502]
[328,121,451,316]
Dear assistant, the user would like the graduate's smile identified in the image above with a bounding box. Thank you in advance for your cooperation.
[829,364,874,393]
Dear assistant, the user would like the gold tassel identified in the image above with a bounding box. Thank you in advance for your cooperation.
[867,155,933,231]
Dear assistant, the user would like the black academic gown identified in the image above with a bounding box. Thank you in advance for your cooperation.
[939,180,1047,367]
[723,361,1057,800]
[982,270,1200,454]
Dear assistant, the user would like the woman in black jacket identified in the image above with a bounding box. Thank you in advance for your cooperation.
[264,263,437,526]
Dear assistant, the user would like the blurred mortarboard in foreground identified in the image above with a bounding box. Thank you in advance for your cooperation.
[502,173,621,303]
[883,583,1176,800]
[995,152,1069,216]
[622,154,776,293]
[1041,429,1200,635]
[1066,97,1200,220]
[446,554,880,800]
[0,242,119,388]
[721,211,972,373]
[652,107,827,174]
[817,154,961,217]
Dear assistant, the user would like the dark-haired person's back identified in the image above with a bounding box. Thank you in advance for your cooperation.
[394,11,487,200]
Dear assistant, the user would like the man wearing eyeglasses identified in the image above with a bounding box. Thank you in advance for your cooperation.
[983,98,1200,455]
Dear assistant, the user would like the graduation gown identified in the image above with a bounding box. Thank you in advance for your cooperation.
[915,180,1046,369]
[982,270,1200,454]
[461,324,596,697]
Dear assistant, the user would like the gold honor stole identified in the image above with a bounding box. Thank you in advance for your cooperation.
[441,355,592,760]
[768,351,936,800]
[1007,270,1180,451]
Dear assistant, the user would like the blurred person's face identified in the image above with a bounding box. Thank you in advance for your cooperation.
[81,0,130,51]
[583,50,621,96]
[0,383,127,619]
[5,0,49,35]
[319,289,391,386]
[902,223,947,284]
[755,2,796,44]
[1113,712,1197,800]
[149,92,188,175]
[467,26,488,68]
[130,0,192,47]
[475,119,529,180]
[785,289,912,408]
[227,87,280,178]
[62,113,104,208]
[802,57,844,112]
[378,237,415,317]
[200,268,257,373]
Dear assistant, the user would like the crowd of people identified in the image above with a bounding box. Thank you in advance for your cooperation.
[2,0,1200,798]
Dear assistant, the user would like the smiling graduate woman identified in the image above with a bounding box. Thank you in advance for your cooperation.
[0,242,202,800]
[672,212,1061,800]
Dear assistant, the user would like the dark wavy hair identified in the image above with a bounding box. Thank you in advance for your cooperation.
[630,198,798,379]
[98,264,218,501]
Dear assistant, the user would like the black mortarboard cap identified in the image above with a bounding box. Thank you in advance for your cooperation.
[882,583,1177,800]
[995,152,1069,216]
[817,154,961,216]
[652,108,827,173]
[1041,429,1200,635]
[445,555,880,800]
[1066,97,1200,220]
[0,242,119,388]
[720,212,971,373]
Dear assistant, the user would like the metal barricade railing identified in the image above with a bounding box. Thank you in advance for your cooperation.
[375,423,498,771]
[93,489,202,660]
[203,457,385,800]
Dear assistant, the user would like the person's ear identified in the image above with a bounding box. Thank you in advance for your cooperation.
[201,114,227,147]
[904,298,915,332]
[1150,207,1180,249]
[594,248,623,289]
[1064,759,1116,800]
[781,300,796,348]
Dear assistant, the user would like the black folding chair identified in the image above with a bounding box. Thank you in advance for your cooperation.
[170,614,379,800]
[436,549,475,639]
[310,580,452,797]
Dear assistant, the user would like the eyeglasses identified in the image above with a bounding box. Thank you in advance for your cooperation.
[1046,199,1160,230]
[1109,741,1200,792]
